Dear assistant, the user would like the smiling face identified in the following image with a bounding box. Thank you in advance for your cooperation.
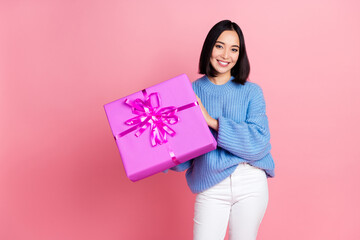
[210,30,240,78]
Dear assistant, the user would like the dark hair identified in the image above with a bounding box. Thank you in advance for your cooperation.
[199,20,250,85]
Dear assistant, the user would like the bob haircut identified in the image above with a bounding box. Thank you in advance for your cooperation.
[199,20,250,85]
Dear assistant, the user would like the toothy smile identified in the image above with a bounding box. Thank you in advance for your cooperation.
[217,60,230,66]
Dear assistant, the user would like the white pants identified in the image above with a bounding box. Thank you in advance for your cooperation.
[193,163,269,240]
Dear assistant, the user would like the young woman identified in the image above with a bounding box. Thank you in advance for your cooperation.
[171,20,275,240]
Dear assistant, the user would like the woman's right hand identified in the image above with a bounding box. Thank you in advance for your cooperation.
[195,94,218,131]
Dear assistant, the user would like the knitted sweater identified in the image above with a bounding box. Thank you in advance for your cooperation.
[171,75,275,194]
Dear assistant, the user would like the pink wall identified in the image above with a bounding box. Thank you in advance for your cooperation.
[1,0,360,239]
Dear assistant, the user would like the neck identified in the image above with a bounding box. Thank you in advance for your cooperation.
[208,72,232,85]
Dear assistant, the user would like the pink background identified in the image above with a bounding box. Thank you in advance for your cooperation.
[1,0,359,239]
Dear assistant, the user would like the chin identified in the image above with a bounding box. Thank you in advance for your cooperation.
[216,69,231,75]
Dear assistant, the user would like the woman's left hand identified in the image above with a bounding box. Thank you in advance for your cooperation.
[196,95,219,131]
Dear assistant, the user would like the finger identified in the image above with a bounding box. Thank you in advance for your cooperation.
[196,95,201,102]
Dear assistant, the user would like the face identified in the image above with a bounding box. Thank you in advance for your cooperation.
[210,30,240,77]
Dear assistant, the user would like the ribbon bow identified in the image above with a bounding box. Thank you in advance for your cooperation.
[120,90,179,147]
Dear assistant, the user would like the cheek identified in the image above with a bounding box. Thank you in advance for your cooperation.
[211,48,218,58]
[232,54,239,64]
[210,58,217,69]
[210,51,218,64]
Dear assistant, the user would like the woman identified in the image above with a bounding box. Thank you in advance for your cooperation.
[171,20,275,240]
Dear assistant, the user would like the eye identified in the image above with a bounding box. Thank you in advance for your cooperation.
[232,48,238,52]
[215,44,223,49]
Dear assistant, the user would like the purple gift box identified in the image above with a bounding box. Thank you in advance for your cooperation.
[104,74,217,181]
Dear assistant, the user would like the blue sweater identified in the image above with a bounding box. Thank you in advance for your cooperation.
[171,75,275,194]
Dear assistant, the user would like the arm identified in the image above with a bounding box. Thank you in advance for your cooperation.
[169,160,193,172]
[196,85,271,161]
[196,95,219,131]
[216,86,271,161]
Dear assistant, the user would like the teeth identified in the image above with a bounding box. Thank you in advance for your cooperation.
[218,60,229,66]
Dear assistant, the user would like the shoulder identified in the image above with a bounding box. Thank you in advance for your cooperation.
[244,82,267,111]
[243,81,264,97]
[191,75,208,93]
[244,81,262,91]
[191,75,207,89]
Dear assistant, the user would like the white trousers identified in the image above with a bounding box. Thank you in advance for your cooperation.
[193,163,269,240]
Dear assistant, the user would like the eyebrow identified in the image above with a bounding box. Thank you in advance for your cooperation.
[216,41,240,48]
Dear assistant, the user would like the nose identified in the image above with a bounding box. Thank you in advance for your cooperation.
[221,48,229,59]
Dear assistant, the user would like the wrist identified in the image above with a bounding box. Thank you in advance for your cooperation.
[208,117,219,131]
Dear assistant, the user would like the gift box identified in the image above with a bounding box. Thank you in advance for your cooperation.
[104,74,217,181]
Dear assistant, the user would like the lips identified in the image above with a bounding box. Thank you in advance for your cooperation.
[217,60,230,67]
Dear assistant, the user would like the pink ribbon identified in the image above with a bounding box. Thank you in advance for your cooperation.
[115,89,198,150]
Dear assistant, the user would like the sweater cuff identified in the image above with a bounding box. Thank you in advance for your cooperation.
[169,160,192,172]
[216,116,232,149]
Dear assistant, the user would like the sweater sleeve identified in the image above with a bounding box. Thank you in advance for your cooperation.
[216,85,271,162]
[169,159,193,172]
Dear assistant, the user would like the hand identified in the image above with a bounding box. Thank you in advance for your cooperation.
[196,95,219,131]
